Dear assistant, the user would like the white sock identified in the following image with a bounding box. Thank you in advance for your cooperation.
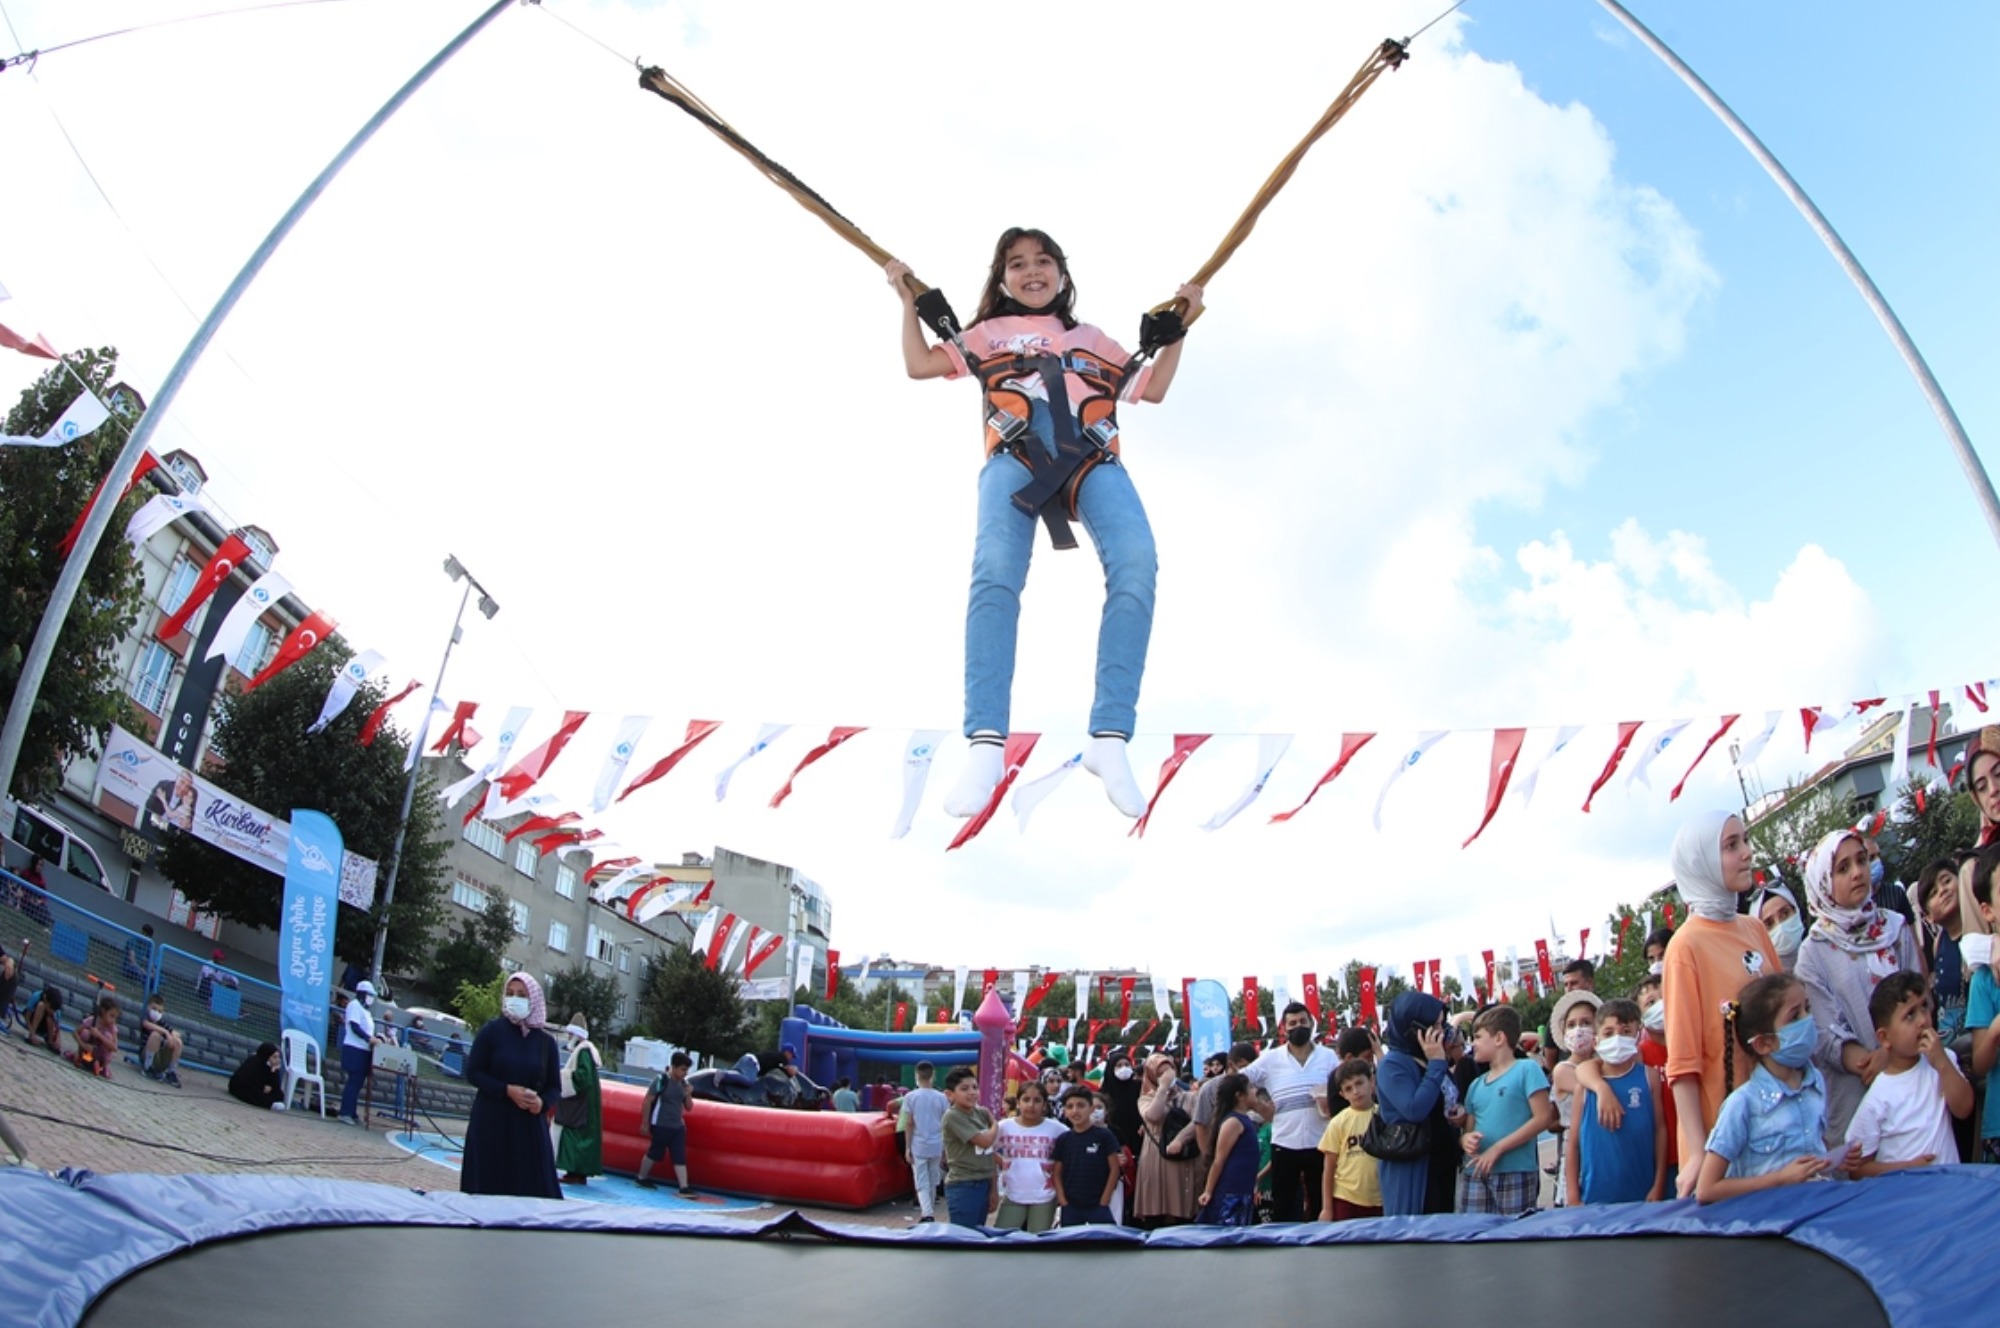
[943,738,1006,817]
[1082,735,1146,818]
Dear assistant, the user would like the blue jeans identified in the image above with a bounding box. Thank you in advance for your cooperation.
[964,436,1157,739]
[339,1043,369,1119]
[944,1178,991,1228]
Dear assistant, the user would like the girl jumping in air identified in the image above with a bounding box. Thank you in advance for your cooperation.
[887,230,1202,818]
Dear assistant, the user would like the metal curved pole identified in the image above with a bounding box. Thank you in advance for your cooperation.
[0,0,521,800]
[1597,0,2000,553]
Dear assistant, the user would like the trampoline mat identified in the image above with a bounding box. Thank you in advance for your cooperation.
[84,1225,1889,1328]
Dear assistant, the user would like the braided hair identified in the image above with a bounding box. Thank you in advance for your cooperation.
[1723,972,1802,1094]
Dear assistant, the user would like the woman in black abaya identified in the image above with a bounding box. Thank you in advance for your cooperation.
[461,971,563,1199]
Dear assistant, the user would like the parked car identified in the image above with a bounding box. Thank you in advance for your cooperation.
[8,804,112,893]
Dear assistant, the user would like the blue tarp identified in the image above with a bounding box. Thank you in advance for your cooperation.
[4,1165,1995,1327]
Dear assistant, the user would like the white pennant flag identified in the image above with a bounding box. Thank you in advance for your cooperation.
[1200,733,1293,831]
[1012,970,1029,1008]
[404,695,445,772]
[206,569,292,665]
[1733,710,1782,768]
[2,389,110,448]
[1455,955,1473,990]
[715,722,789,802]
[1075,972,1090,1027]
[1012,752,1081,830]
[125,491,206,548]
[591,715,653,813]
[1506,946,1521,998]
[720,919,753,972]
[478,707,537,815]
[1627,718,1692,790]
[953,965,970,1015]
[1035,1016,1047,1042]
[688,907,722,957]
[890,729,949,838]
[307,649,384,734]
[1515,724,1582,806]
[1152,976,1170,1021]
[794,943,813,995]
[1272,976,1293,1020]
[484,790,563,821]
[1889,704,1913,799]
[1373,731,1448,831]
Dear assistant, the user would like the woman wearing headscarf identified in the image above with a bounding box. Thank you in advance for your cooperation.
[1375,991,1450,1218]
[461,972,563,1199]
[1098,1049,1144,1156]
[1660,810,1781,1198]
[228,1042,285,1110]
[1133,1053,1199,1227]
[1966,726,2000,848]
[554,1013,603,1186]
[1751,882,1806,973]
[1796,827,1921,1144]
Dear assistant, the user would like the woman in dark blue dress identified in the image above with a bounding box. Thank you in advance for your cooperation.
[460,972,563,1199]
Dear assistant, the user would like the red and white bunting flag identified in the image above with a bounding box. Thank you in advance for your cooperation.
[718,917,753,972]
[770,726,867,808]
[590,715,652,814]
[157,534,251,641]
[1515,725,1582,806]
[1455,955,1473,991]
[2,388,110,448]
[1463,727,1527,848]
[60,451,159,556]
[1357,967,1377,1024]
[1430,960,1443,998]
[715,722,789,802]
[890,729,950,839]
[1581,721,1643,813]
[451,705,531,810]
[1800,707,1831,754]
[1627,719,1691,791]
[688,907,721,957]
[1241,977,1259,1028]
[1373,731,1447,831]
[0,318,60,359]
[1019,971,1062,1020]
[125,491,208,549]
[428,700,480,754]
[1579,926,1590,959]
[743,930,785,978]
[504,813,579,843]
[1482,949,1497,994]
[1011,751,1080,830]
[588,856,643,883]
[1888,704,1913,795]
[1300,973,1321,1021]
[1927,690,1943,770]
[241,609,336,694]
[1200,733,1293,831]
[618,719,723,804]
[825,949,841,1001]
[205,568,291,666]
[625,879,673,921]
[946,733,1040,851]
[1967,682,1990,715]
[536,829,587,858]
[1535,939,1553,988]
[1670,714,1740,802]
[1118,976,1136,1023]
[1733,710,1782,769]
[1271,732,1374,824]
[307,649,384,735]
[491,710,589,806]
[689,880,714,908]
[358,678,422,747]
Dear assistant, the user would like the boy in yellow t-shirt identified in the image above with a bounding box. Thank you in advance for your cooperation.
[1318,1058,1383,1220]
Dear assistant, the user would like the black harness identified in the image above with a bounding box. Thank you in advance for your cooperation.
[967,347,1141,552]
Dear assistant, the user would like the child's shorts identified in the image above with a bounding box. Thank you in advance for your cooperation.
[1456,1168,1538,1216]
[646,1124,687,1165]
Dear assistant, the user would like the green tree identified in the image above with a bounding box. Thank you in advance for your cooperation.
[639,945,753,1063]
[548,962,620,1039]
[454,972,504,1028]
[1748,779,1860,892]
[431,894,515,997]
[155,643,450,973]
[1881,778,1979,883]
[0,350,149,799]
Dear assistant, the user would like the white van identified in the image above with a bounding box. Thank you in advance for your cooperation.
[8,804,113,893]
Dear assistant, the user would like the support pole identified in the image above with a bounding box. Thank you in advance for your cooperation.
[1597,0,2000,553]
[0,0,521,801]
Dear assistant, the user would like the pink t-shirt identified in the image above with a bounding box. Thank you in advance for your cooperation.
[942,315,1153,421]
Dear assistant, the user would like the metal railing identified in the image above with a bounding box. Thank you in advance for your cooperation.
[0,868,154,1002]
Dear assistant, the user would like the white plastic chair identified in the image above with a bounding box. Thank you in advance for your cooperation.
[281,1029,326,1118]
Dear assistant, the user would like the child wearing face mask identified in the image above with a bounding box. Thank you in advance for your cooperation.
[1695,973,1858,1204]
[1548,990,1601,1207]
[1754,883,1806,973]
[1567,1000,1666,1205]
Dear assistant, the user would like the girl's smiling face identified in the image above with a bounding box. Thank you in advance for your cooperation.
[1002,238,1063,307]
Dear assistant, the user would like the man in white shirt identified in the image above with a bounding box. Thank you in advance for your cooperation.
[336,979,381,1125]
[1243,1002,1337,1222]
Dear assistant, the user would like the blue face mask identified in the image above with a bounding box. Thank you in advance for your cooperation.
[1769,1014,1816,1068]
[1870,859,1885,887]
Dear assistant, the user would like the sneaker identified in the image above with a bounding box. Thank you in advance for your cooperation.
[337,1115,360,1127]
[163,1070,181,1088]
[678,1188,698,1199]
[271,1102,288,1112]
[916,1214,935,1224]
[636,1178,658,1190]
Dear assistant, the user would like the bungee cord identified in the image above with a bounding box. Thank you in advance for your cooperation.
[0,0,357,73]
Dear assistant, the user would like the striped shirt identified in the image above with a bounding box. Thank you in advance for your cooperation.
[1246,1044,1338,1150]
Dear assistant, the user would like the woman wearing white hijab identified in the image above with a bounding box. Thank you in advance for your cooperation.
[1795,827,1921,1144]
[1660,810,1780,1198]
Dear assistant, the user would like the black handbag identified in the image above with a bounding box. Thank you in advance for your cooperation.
[553,1093,590,1129]
[1359,1111,1431,1162]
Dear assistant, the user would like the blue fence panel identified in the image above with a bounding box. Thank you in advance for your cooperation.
[156,944,281,1046]
[0,869,155,1001]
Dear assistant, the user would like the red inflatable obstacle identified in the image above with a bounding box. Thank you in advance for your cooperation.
[599,1081,909,1209]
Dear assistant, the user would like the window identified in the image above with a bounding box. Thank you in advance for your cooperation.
[617,995,631,1023]
[165,453,204,496]
[158,556,200,616]
[587,924,614,965]
[239,528,274,571]
[547,921,569,953]
[464,818,505,858]
[131,641,176,714]
[555,865,576,899]
[451,879,488,912]
[232,620,273,675]
[514,839,537,877]
[509,900,530,936]
[617,948,629,973]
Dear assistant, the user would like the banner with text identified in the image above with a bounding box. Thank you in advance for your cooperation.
[280,809,342,1047]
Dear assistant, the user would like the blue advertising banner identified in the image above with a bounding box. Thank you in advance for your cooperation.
[280,809,343,1047]
[1187,979,1232,1073]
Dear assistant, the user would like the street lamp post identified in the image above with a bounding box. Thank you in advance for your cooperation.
[369,555,497,987]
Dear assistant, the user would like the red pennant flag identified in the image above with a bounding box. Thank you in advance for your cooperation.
[946,733,1040,850]
[893,1002,909,1032]
[688,880,714,908]
[1087,1018,1106,1045]
[1616,915,1632,960]
[1135,1019,1159,1047]
[936,1008,949,1024]
[1866,808,1888,837]
[1579,927,1590,959]
[1969,682,1991,715]
[588,856,642,882]
[825,948,840,999]
[1118,976,1135,1024]
[357,678,422,747]
[1463,727,1527,847]
[704,913,740,970]
[0,319,61,360]
[618,719,724,803]
[1357,967,1378,1024]
[1534,939,1553,988]
[1241,977,1259,1029]
[1481,950,1497,995]
[1916,784,1929,815]
[1853,698,1888,715]
[1581,722,1644,813]
[1130,733,1212,838]
[1663,903,1676,929]
[1429,960,1443,998]
[431,700,480,754]
[504,813,579,843]
[1180,978,1195,1026]
[1019,972,1061,1021]
[1270,732,1375,823]
[743,930,785,978]
[60,451,159,556]
[1301,973,1321,1021]
[1669,714,1740,802]
[539,828,598,858]
[770,726,867,808]
[983,968,999,995]
[1927,691,1942,771]
[493,710,590,803]
[1801,708,1828,753]
[241,610,336,694]
[155,534,250,641]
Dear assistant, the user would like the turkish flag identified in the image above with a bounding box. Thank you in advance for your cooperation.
[1581,721,1644,813]
[1181,978,1194,1025]
[1535,939,1553,988]
[1119,977,1135,1024]
[1617,915,1633,960]
[770,726,867,808]
[705,913,740,971]
[241,610,336,694]
[156,534,250,641]
[1357,967,1377,1024]
[358,678,422,747]
[1301,973,1321,1022]
[825,948,840,1000]
[893,1002,908,1032]
[1663,903,1676,929]
[743,931,784,978]
[1579,927,1590,959]
[1482,949,1497,996]
[431,700,479,754]
[618,719,724,803]
[1020,972,1061,1019]
[493,711,591,804]
[60,451,159,556]
[1463,728,1527,847]
[1130,733,1211,838]
[1270,731,1375,824]
[505,813,579,843]
[1429,960,1443,998]
[982,968,999,996]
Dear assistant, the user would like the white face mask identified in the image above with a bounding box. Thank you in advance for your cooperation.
[1597,1034,1640,1063]
[1641,1001,1666,1033]
[502,996,531,1022]
[1769,913,1805,957]
[1113,1064,1134,1080]
[1565,1026,1597,1055]
[1647,961,1664,977]
[1091,1106,1106,1126]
